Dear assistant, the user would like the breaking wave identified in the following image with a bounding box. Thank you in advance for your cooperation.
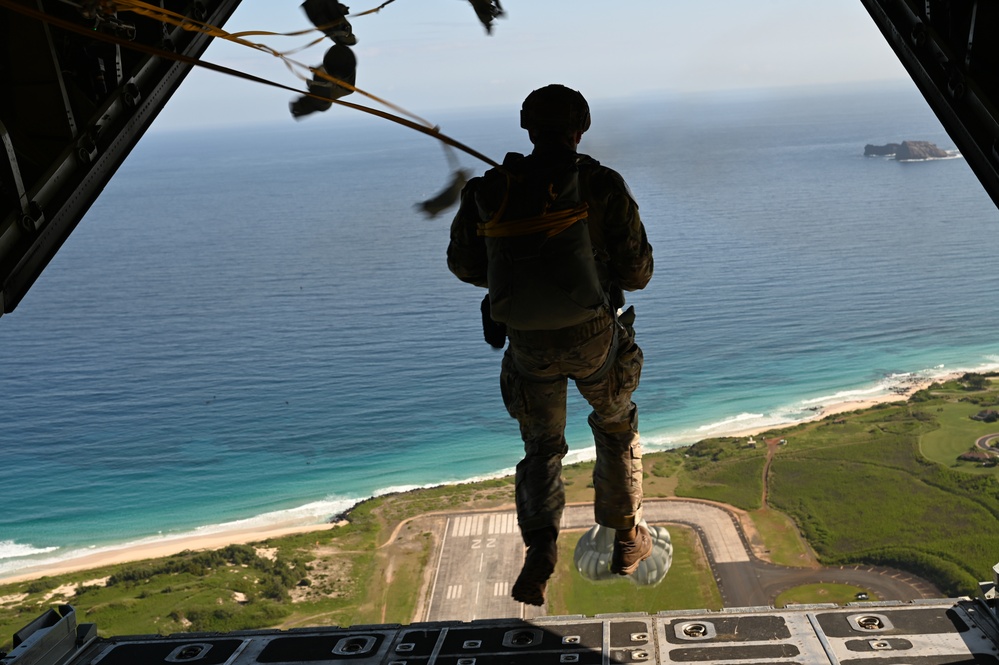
[0,540,59,561]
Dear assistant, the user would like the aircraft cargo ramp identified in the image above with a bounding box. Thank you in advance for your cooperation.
[5,597,999,665]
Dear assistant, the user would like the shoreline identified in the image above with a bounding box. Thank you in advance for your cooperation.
[0,523,338,585]
[0,370,967,586]
[721,371,963,440]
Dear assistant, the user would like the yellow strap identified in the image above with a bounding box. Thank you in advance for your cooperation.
[111,0,436,128]
[478,203,589,239]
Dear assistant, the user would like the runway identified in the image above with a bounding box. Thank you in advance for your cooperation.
[423,510,545,621]
[422,499,936,621]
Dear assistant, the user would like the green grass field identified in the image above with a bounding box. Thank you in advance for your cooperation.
[672,438,767,511]
[920,400,999,471]
[746,508,814,567]
[547,526,722,615]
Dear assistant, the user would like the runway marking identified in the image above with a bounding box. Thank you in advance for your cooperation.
[423,517,451,621]
[471,538,497,550]
[451,514,485,537]
[446,585,463,600]
[488,512,517,534]
[493,581,509,596]
[448,512,516,539]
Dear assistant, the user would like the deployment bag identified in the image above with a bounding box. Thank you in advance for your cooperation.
[477,155,606,331]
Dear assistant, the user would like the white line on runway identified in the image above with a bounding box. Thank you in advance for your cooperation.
[424,517,451,621]
[488,513,516,534]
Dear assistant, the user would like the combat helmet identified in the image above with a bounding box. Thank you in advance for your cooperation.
[520,84,591,133]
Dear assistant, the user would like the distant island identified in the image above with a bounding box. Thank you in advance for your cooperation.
[864,140,952,160]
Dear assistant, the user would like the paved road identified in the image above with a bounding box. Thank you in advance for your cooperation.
[422,499,935,622]
[976,432,999,452]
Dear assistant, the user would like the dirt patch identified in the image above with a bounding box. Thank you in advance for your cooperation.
[36,576,109,603]
[739,512,768,558]
[42,584,77,602]
[289,546,356,603]
[379,515,447,623]
[384,560,394,585]
[254,547,278,561]
[0,593,28,606]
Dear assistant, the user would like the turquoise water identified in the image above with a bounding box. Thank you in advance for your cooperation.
[1,81,997,577]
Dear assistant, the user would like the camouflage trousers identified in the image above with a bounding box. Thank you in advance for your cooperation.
[500,308,644,539]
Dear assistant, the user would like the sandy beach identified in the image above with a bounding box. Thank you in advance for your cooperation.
[1,522,337,585]
[0,371,963,586]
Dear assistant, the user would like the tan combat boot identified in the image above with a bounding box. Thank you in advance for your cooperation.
[610,524,652,575]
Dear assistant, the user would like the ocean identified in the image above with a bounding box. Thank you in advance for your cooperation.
[2,80,997,578]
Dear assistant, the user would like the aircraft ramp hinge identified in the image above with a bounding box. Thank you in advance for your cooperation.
[36,0,78,136]
[0,118,27,214]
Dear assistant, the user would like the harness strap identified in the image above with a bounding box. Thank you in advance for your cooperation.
[476,167,589,239]
[477,203,589,239]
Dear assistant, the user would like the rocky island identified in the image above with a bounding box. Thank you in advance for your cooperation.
[864,140,952,160]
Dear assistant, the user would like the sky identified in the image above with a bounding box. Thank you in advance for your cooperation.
[151,1,913,131]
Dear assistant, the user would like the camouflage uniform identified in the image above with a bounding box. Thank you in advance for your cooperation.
[447,142,654,538]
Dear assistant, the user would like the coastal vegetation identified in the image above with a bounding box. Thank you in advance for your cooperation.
[2,373,999,651]
[672,372,999,596]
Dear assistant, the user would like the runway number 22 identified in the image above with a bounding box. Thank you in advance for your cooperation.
[471,538,497,549]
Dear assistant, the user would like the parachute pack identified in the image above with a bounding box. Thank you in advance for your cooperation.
[477,154,607,331]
